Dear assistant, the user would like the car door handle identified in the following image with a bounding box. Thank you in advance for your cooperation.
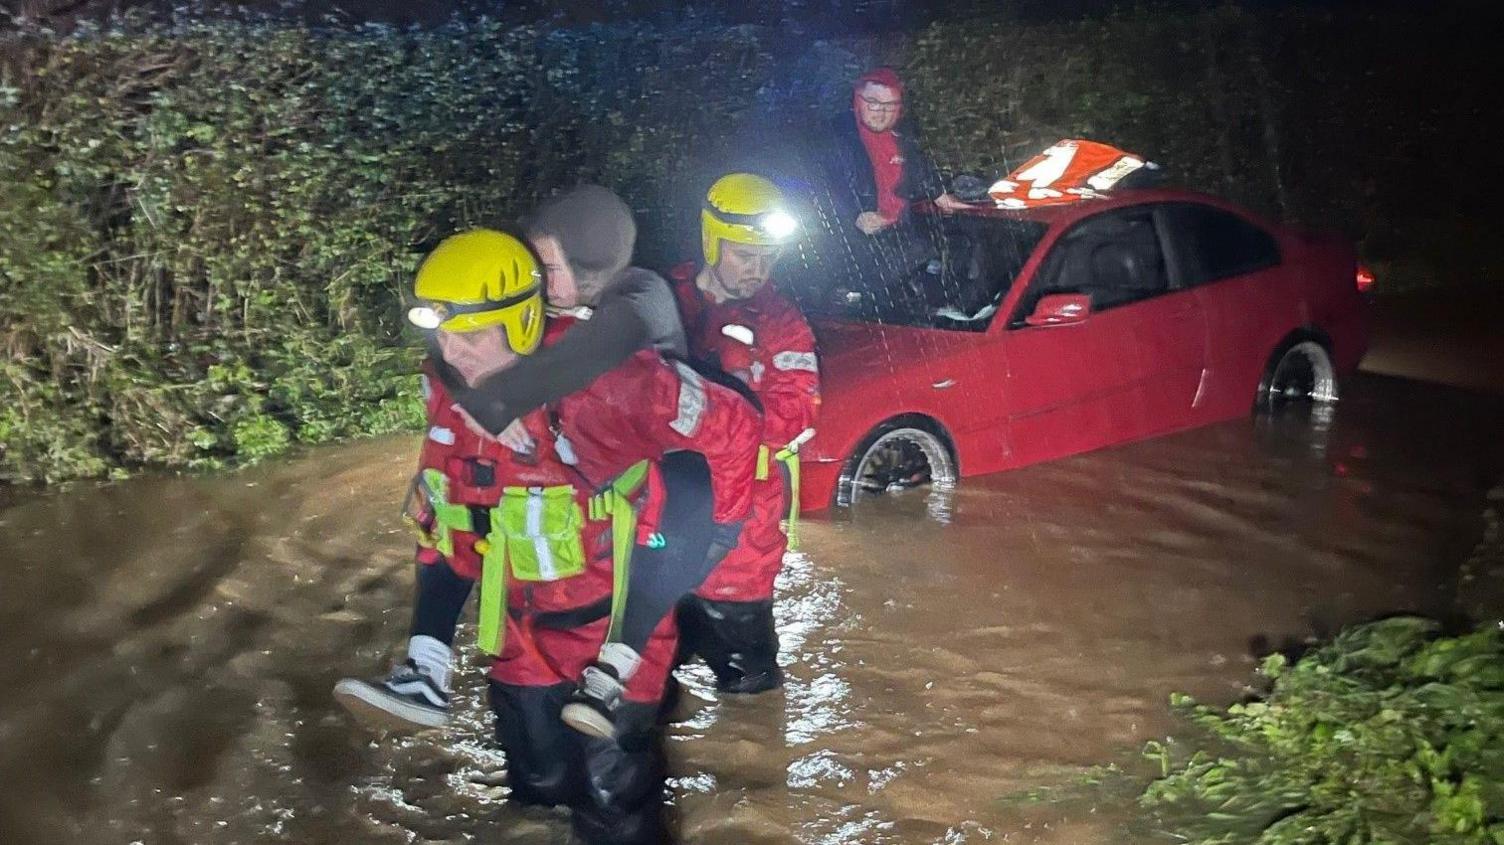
[932,379,956,389]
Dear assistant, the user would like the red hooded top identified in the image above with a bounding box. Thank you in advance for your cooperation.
[854,67,908,222]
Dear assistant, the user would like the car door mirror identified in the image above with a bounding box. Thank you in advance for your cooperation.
[1025,293,1091,327]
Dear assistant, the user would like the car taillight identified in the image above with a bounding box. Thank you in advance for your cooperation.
[1355,264,1375,294]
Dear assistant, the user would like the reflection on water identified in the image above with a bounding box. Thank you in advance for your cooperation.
[1,374,1501,844]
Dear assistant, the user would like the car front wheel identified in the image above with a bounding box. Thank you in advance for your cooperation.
[836,425,958,507]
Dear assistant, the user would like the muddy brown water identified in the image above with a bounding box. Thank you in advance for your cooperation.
[2,369,1503,844]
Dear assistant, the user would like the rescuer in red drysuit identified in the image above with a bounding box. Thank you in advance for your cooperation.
[670,173,821,694]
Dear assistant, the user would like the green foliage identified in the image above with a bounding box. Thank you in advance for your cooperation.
[1139,617,1504,844]
[0,18,527,481]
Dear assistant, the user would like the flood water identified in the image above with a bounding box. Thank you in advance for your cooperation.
[2,368,1502,845]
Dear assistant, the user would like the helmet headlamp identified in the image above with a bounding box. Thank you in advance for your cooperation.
[704,205,801,241]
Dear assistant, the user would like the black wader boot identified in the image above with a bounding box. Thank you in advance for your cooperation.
[676,596,782,694]
[489,681,669,844]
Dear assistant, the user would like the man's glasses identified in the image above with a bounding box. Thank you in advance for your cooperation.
[859,95,901,112]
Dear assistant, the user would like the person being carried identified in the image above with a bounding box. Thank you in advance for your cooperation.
[436,184,687,436]
[668,173,821,694]
[335,229,760,844]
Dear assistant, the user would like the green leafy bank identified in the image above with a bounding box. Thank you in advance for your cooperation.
[1139,617,1504,844]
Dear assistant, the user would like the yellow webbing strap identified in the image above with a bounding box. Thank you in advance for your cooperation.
[756,444,804,549]
[782,445,806,550]
[606,487,635,642]
[410,468,472,558]
[775,446,802,550]
[585,460,649,644]
[476,530,507,656]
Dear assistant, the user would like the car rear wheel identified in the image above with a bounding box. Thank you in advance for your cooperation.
[836,425,958,507]
[1258,339,1338,410]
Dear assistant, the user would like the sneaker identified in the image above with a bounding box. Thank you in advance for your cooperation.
[560,663,625,740]
[333,660,450,731]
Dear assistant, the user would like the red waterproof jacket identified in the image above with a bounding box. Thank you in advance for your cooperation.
[671,265,821,600]
[670,264,820,449]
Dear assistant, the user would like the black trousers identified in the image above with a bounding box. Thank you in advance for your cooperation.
[616,451,733,653]
[676,595,782,694]
[409,555,473,646]
[490,681,669,844]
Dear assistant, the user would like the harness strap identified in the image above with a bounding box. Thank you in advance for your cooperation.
[776,446,803,550]
[757,444,804,550]
[417,460,651,656]
[590,459,649,644]
[607,485,635,643]
[413,468,476,558]
[518,595,612,630]
[476,532,507,655]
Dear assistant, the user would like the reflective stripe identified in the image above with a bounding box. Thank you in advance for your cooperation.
[420,374,432,402]
[427,425,455,445]
[525,491,559,581]
[772,351,818,373]
[670,361,706,437]
[554,431,578,465]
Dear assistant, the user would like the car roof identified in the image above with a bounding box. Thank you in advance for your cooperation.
[936,186,1261,228]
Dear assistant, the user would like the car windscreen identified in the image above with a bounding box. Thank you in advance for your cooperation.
[778,214,1048,331]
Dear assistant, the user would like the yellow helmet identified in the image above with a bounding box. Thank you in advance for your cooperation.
[409,229,544,354]
[701,173,799,267]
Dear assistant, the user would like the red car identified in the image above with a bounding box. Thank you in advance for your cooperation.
[784,188,1371,512]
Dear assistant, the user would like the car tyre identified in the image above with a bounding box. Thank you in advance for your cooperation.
[835,423,958,507]
[1257,339,1338,411]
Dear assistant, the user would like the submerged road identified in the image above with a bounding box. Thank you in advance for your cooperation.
[1,290,1501,844]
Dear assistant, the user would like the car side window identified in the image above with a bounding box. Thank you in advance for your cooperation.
[1012,207,1169,325]
[787,213,1047,331]
[1163,203,1280,286]
[917,216,1045,326]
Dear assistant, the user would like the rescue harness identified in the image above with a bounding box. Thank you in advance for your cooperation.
[403,460,651,656]
[402,426,816,656]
